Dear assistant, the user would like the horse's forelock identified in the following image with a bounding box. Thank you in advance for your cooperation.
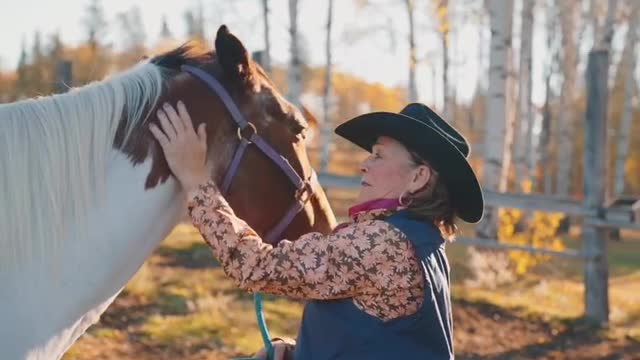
[150,42,214,71]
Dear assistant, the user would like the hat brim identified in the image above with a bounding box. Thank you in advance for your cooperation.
[335,112,484,223]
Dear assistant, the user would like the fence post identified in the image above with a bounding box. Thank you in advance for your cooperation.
[583,50,610,324]
[55,60,72,94]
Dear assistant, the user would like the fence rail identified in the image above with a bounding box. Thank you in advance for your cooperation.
[317,173,640,231]
[316,51,634,323]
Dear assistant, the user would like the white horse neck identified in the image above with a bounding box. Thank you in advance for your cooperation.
[0,61,182,360]
[0,152,184,360]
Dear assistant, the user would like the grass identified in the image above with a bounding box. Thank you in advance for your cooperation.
[76,224,302,357]
[63,220,640,359]
[447,228,640,341]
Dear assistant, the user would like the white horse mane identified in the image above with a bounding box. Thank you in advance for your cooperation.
[0,62,167,268]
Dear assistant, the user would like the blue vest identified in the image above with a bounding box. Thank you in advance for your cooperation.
[294,210,454,359]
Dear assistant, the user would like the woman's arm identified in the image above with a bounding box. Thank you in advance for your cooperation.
[188,180,412,300]
[150,101,416,301]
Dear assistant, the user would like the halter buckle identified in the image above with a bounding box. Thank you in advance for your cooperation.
[237,122,258,143]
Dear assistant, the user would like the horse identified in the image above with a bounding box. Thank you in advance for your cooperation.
[0,25,337,360]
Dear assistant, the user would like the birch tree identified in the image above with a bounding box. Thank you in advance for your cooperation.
[287,0,303,106]
[405,0,418,102]
[184,6,205,43]
[434,0,452,119]
[82,0,108,53]
[515,0,535,189]
[159,15,173,40]
[262,0,272,74]
[598,0,619,50]
[320,0,335,172]
[555,1,579,196]
[613,2,639,195]
[591,0,602,46]
[477,0,514,239]
[537,0,561,193]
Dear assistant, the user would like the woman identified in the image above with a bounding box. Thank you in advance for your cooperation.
[150,101,484,359]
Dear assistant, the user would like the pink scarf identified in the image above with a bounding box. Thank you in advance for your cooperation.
[348,198,401,218]
[332,198,401,233]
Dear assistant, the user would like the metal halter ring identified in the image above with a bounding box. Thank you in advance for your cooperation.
[237,122,258,143]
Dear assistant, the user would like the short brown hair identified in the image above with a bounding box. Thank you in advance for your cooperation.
[404,152,457,240]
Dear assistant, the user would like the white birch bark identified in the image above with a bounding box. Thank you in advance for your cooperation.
[262,0,272,74]
[287,0,303,106]
[435,0,451,120]
[477,0,514,238]
[598,0,619,50]
[515,0,535,189]
[320,0,334,172]
[613,3,639,195]
[555,1,578,196]
[591,0,602,48]
[539,0,559,193]
[405,0,418,102]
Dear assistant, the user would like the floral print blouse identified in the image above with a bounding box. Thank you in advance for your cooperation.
[187,181,425,322]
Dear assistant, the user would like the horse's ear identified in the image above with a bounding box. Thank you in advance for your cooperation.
[215,25,253,82]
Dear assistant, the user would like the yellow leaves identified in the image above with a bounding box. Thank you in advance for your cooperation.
[433,0,450,35]
[439,23,451,35]
[521,179,534,194]
[498,207,567,275]
[626,153,640,193]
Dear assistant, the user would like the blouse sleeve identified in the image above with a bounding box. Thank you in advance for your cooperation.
[187,180,416,300]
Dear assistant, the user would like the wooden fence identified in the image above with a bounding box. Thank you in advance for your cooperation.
[317,50,638,324]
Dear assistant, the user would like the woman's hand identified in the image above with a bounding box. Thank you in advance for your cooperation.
[150,101,209,192]
[254,338,295,360]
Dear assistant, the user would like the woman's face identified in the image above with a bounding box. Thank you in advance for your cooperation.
[356,136,431,204]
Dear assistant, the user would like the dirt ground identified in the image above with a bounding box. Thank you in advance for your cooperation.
[61,225,640,360]
[64,290,640,360]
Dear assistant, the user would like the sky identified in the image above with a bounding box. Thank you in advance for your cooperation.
[0,0,627,110]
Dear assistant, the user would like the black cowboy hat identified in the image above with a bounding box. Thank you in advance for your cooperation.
[335,103,484,223]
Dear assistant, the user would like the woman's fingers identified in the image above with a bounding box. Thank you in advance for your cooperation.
[177,100,194,132]
[253,341,288,360]
[157,109,177,140]
[197,123,207,143]
[149,124,169,147]
[162,102,185,134]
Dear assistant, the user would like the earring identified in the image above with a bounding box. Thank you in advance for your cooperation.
[399,190,413,207]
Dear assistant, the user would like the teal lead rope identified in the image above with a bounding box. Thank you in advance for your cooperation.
[232,292,274,360]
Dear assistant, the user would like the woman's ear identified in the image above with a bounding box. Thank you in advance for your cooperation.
[408,165,432,193]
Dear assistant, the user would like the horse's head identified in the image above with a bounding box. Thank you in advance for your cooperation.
[125,25,336,242]
[0,25,337,359]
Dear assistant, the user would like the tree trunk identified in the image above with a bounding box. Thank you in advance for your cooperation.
[287,0,303,106]
[613,2,639,195]
[539,72,553,193]
[406,0,418,102]
[442,29,450,118]
[555,1,578,196]
[262,0,272,74]
[476,0,513,239]
[598,0,619,50]
[435,0,451,120]
[515,0,535,190]
[591,0,601,47]
[539,0,559,193]
[320,0,335,173]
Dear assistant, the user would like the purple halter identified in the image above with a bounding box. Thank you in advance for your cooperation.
[181,65,316,244]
